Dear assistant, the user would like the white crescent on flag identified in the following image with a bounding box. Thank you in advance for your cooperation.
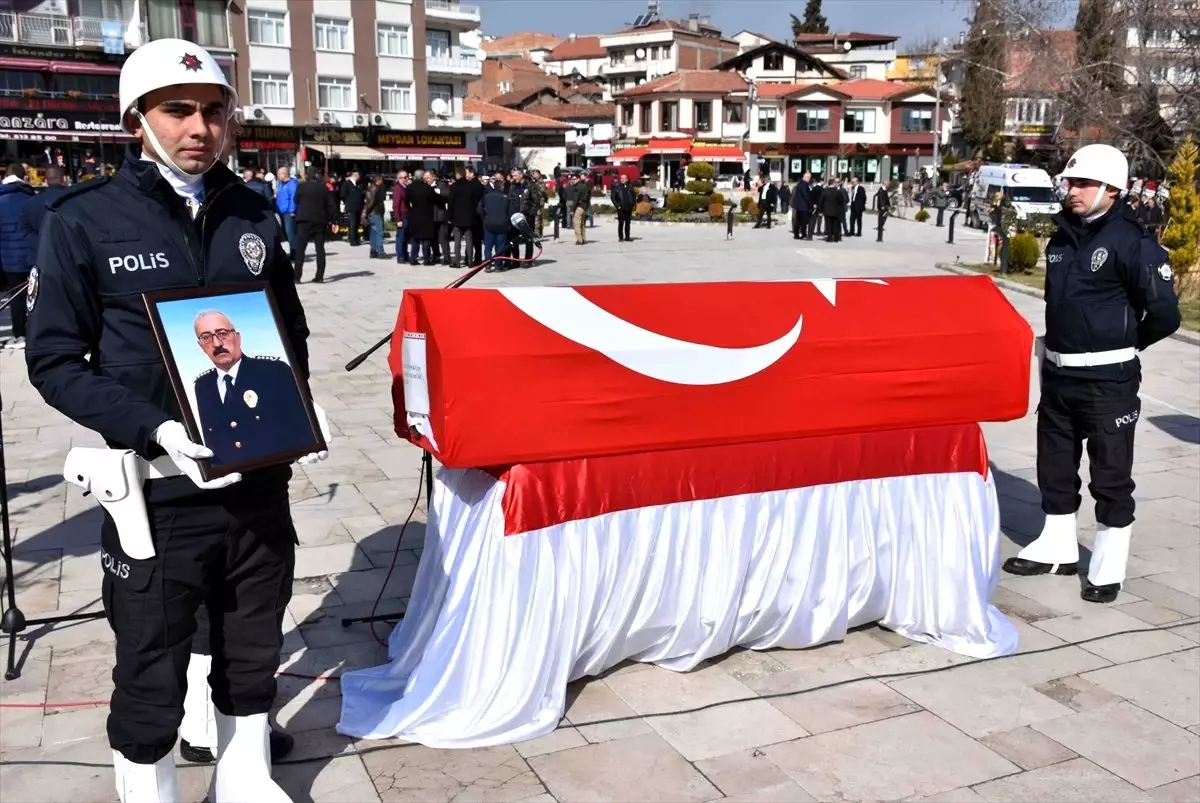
[498,287,803,386]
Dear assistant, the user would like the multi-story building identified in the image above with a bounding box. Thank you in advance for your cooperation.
[1118,0,1199,136]
[540,34,606,81]
[792,31,898,80]
[714,39,847,84]
[598,13,739,99]
[479,31,560,64]
[233,0,481,172]
[1001,29,1074,156]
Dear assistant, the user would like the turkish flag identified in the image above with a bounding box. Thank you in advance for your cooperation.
[388,275,1033,468]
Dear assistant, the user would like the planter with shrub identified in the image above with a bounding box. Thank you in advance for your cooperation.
[1008,232,1041,272]
[914,209,930,223]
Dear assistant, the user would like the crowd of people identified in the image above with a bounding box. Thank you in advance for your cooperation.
[749,172,894,243]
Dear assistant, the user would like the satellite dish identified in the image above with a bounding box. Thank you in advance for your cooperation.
[843,41,852,51]
[431,98,450,116]
[635,47,646,58]
[478,50,487,61]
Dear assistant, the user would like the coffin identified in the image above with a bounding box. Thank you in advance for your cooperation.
[388,275,1034,468]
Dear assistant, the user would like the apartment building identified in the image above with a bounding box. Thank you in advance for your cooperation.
[541,34,606,80]
[792,32,898,81]
[0,0,232,176]
[598,14,739,99]
[715,39,848,84]
[233,0,481,171]
[1119,0,1199,134]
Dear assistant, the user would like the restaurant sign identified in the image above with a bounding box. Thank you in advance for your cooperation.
[0,109,128,140]
[370,130,467,149]
[237,125,297,151]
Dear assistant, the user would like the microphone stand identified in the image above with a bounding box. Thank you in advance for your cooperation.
[0,283,105,681]
[339,232,544,629]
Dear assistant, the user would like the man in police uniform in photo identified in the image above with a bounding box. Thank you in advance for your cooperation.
[1002,143,1181,604]
[24,39,329,801]
[192,309,317,467]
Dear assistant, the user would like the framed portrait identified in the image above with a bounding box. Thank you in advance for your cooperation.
[142,284,326,480]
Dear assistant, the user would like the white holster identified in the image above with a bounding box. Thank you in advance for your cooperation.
[63,448,180,561]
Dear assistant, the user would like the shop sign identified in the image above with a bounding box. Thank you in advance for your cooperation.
[514,132,565,147]
[300,126,367,145]
[0,42,128,65]
[0,96,119,114]
[0,113,124,134]
[370,130,467,149]
[237,125,297,151]
[584,142,612,157]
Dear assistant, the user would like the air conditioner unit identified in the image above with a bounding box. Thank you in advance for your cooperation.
[321,111,335,123]
[242,105,267,121]
[355,113,367,125]
[373,114,385,125]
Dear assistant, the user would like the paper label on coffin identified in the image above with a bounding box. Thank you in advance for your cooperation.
[401,331,438,449]
[388,275,1034,468]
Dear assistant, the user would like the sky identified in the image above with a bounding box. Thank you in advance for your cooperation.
[475,0,985,50]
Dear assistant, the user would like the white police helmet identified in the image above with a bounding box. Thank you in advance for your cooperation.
[118,39,237,178]
[1057,144,1129,190]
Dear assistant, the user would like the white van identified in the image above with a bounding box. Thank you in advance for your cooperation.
[967,164,1062,228]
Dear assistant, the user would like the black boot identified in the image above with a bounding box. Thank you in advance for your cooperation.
[180,728,295,764]
[1081,580,1121,603]
[1002,557,1078,576]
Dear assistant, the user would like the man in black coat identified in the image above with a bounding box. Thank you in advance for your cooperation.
[821,179,845,242]
[339,171,364,246]
[790,172,813,240]
[447,165,485,267]
[293,168,336,282]
[610,173,637,242]
[874,182,891,242]
[432,171,451,265]
[808,179,824,238]
[848,176,867,237]
[404,170,446,265]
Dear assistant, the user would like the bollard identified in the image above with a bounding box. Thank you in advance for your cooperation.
[947,210,963,244]
[999,230,1010,275]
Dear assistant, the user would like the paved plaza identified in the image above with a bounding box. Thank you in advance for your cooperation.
[1,213,1197,802]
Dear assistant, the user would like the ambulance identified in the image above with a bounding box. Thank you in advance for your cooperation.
[967,163,1062,228]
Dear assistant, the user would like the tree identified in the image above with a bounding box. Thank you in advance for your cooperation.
[1160,137,1200,290]
[1069,0,1121,138]
[960,0,1008,155]
[790,0,829,37]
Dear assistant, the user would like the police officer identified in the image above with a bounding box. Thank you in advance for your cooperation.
[1002,144,1181,603]
[25,39,329,801]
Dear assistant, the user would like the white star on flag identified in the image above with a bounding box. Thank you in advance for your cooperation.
[798,278,889,306]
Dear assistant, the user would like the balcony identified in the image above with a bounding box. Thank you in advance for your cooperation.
[428,110,482,128]
[425,1,481,26]
[426,53,482,76]
[0,12,145,49]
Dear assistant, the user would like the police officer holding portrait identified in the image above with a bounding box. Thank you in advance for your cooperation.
[1003,144,1181,603]
[24,39,329,801]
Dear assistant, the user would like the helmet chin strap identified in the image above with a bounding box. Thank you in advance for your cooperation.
[1084,182,1110,219]
[133,108,228,187]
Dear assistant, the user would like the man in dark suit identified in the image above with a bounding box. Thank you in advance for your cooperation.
[404,169,445,265]
[339,170,364,246]
[192,310,316,468]
[790,171,813,240]
[821,179,845,242]
[848,176,867,237]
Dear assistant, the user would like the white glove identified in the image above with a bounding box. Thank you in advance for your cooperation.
[152,421,242,489]
[297,401,331,465]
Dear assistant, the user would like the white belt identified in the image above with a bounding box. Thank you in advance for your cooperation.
[1044,347,1136,367]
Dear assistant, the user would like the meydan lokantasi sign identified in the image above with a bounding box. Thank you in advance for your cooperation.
[389,275,1034,468]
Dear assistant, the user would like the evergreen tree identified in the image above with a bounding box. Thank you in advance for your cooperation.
[960,0,1008,155]
[1160,137,1199,284]
[791,0,829,37]
[1069,0,1122,138]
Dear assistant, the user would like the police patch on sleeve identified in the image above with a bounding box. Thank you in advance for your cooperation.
[1158,263,1174,281]
[1090,247,1109,272]
[238,233,266,276]
[25,266,38,313]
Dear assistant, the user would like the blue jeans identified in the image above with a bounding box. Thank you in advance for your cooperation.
[369,214,384,255]
[483,230,508,262]
[281,213,297,254]
[395,216,408,263]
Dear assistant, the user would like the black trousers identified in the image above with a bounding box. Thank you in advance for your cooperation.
[5,271,29,338]
[808,212,822,237]
[345,206,362,245]
[292,222,326,282]
[102,489,296,764]
[616,209,632,241]
[850,208,864,236]
[877,210,889,241]
[792,211,809,238]
[825,215,841,241]
[1037,371,1141,528]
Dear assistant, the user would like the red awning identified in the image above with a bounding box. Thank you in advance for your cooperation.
[377,147,478,160]
[51,61,122,75]
[688,144,744,161]
[646,138,692,154]
[607,147,647,163]
[0,57,52,70]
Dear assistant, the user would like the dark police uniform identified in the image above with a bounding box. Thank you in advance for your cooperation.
[1037,201,1180,543]
[194,354,316,467]
[25,144,309,766]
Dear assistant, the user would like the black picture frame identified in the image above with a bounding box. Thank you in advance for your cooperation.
[142,283,326,481]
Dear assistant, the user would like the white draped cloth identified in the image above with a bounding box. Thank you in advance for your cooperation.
[337,453,1018,748]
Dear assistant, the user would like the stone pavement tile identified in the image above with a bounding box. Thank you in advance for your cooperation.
[1170,622,1200,643]
[604,662,756,717]
[767,628,896,671]
[39,704,109,747]
[562,678,653,744]
[846,642,978,680]
[708,647,791,683]
[980,725,1079,770]
[274,687,344,734]
[513,725,587,759]
[903,788,988,802]
[293,516,356,548]
[750,660,920,735]
[1150,776,1200,802]
[1034,674,1125,713]
[763,711,1018,801]
[1082,649,1200,728]
[1117,600,1195,625]
[1121,578,1200,617]
[970,757,1155,802]
[276,753,381,803]
[0,705,45,751]
[1033,702,1200,790]
[1145,569,1200,599]
[1000,576,1144,617]
[1079,627,1195,664]
[990,585,1063,623]
[694,749,815,802]
[888,662,1074,738]
[529,731,717,803]
[0,653,51,700]
[45,648,113,714]
[293,542,374,579]
[330,564,419,605]
[361,742,546,803]
[1033,607,1159,644]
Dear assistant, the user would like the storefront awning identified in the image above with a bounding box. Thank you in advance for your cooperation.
[607,147,648,163]
[646,138,692,154]
[51,61,122,75]
[324,145,387,160]
[688,144,745,161]
[376,147,478,160]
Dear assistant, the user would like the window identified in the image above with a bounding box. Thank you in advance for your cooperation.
[911,57,928,71]
[314,17,350,51]
[640,102,652,131]
[660,101,679,131]
[148,0,227,47]
[757,106,777,132]
[843,108,875,133]
[250,72,290,106]
[849,65,867,78]
[247,9,287,46]
[426,29,451,58]
[763,51,784,70]
[377,23,409,56]
[317,76,353,110]
[694,100,712,132]
[77,0,125,19]
[610,50,626,66]
[795,107,829,132]
[429,82,453,114]
[621,104,634,126]
[900,108,932,132]
[381,80,412,112]
[724,103,743,123]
